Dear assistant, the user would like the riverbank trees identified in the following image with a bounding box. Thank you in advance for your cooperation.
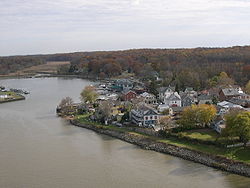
[80,86,98,104]
[224,110,250,146]
[178,104,217,129]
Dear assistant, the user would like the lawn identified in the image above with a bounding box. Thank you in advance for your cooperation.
[75,114,250,164]
[179,129,219,141]
[159,137,250,163]
[0,91,24,101]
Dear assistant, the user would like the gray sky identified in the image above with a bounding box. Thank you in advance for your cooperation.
[1,0,250,56]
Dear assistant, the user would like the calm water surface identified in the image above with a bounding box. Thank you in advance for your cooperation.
[0,77,249,188]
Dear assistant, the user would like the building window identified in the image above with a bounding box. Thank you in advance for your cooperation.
[150,116,153,120]
[154,116,157,119]
[145,117,148,120]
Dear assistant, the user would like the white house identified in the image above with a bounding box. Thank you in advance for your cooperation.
[140,92,157,105]
[157,86,175,102]
[164,92,182,107]
[130,104,160,127]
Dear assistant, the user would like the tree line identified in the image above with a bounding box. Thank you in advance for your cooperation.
[1,46,250,90]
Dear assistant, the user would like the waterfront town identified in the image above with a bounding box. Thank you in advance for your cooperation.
[57,73,250,150]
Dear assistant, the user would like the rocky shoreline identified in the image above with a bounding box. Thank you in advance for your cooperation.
[70,119,250,178]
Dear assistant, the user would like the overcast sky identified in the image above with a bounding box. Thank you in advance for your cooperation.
[1,0,250,56]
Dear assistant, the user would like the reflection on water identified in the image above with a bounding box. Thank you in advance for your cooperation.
[0,77,249,188]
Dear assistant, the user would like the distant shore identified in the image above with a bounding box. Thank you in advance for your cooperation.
[69,118,250,178]
[0,73,100,82]
[0,96,25,103]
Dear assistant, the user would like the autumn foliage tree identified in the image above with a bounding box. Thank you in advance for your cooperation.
[159,116,173,130]
[245,80,250,94]
[58,97,74,115]
[217,72,235,87]
[178,104,217,129]
[224,110,250,146]
[80,86,98,104]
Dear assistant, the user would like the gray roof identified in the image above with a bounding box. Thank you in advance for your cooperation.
[122,90,136,95]
[132,103,159,116]
[116,79,133,85]
[217,101,243,109]
[221,88,240,96]
[181,93,194,100]
[228,97,250,107]
[198,94,212,101]
[157,86,175,93]
[167,93,181,100]
[185,87,194,92]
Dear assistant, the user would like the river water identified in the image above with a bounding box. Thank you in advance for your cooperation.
[0,77,249,188]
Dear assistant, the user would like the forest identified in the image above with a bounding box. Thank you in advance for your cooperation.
[1,46,250,90]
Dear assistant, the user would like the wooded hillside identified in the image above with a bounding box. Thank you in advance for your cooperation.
[1,46,250,90]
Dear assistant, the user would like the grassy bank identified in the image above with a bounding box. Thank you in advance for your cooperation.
[0,91,25,103]
[75,114,250,164]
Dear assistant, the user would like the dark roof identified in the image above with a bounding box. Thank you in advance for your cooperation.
[116,79,133,85]
[157,86,175,93]
[181,93,195,100]
[221,88,240,96]
[167,93,181,100]
[122,90,137,95]
[132,103,159,115]
[229,97,250,107]
[198,94,212,100]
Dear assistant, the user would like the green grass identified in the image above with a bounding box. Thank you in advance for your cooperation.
[158,137,250,163]
[179,129,219,141]
[75,114,250,164]
[0,91,24,101]
[177,129,239,145]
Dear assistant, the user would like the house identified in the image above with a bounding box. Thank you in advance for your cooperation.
[113,79,133,91]
[158,104,170,112]
[212,120,226,134]
[197,94,213,104]
[140,92,157,105]
[133,85,147,94]
[157,86,175,102]
[183,87,197,97]
[217,101,243,115]
[181,94,196,107]
[110,102,123,117]
[157,104,174,115]
[219,87,243,101]
[96,95,109,101]
[106,93,119,100]
[164,92,182,107]
[217,101,244,109]
[130,104,160,127]
[228,97,250,108]
[236,93,250,100]
[121,90,137,101]
[200,88,220,98]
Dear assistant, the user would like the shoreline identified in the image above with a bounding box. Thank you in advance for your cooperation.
[70,119,250,178]
[0,96,25,104]
[0,74,101,82]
